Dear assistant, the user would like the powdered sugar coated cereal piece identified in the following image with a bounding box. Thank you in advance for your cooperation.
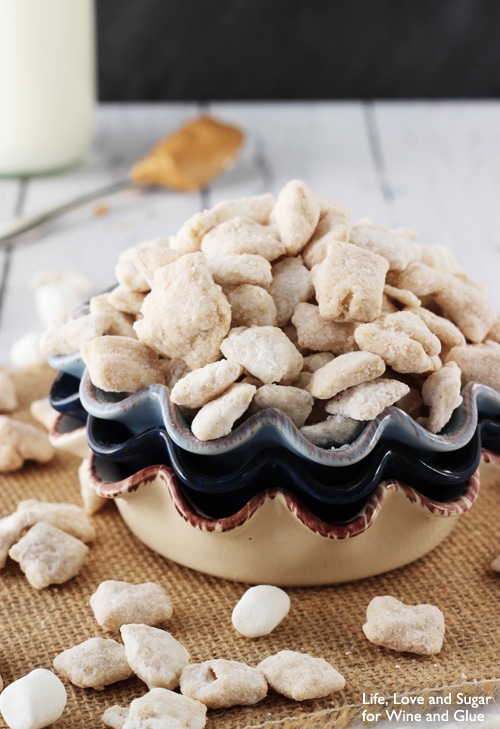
[220,326,303,385]
[325,378,410,421]
[300,414,364,447]
[311,241,389,322]
[89,293,137,339]
[122,688,207,729]
[421,361,463,433]
[302,351,336,372]
[363,595,445,655]
[39,311,110,356]
[174,194,275,253]
[257,650,345,701]
[291,302,357,354]
[406,305,466,353]
[114,237,171,292]
[306,351,386,399]
[134,252,231,369]
[250,384,314,428]
[16,499,96,543]
[201,216,285,261]
[0,416,55,472]
[383,284,421,309]
[207,253,272,288]
[387,261,444,296]
[273,179,321,255]
[78,457,107,515]
[107,284,146,316]
[120,624,190,690]
[231,584,291,638]
[170,359,243,409]
[355,311,441,374]
[349,222,419,271]
[53,637,133,689]
[9,522,89,589]
[180,659,268,709]
[446,342,500,392]
[433,273,497,343]
[90,579,173,632]
[0,668,66,729]
[269,256,314,326]
[0,370,18,412]
[102,705,129,729]
[30,398,59,431]
[0,510,32,568]
[80,336,165,393]
[190,382,256,441]
[225,284,278,327]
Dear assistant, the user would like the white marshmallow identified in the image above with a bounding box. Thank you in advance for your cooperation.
[0,668,66,729]
[32,271,93,327]
[9,333,45,370]
[231,584,290,638]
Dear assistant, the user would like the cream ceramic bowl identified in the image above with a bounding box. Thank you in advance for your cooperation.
[77,454,479,586]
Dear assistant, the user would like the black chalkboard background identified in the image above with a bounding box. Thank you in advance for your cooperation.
[96,0,500,101]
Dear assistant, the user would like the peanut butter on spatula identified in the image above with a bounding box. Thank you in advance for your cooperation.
[129,115,244,191]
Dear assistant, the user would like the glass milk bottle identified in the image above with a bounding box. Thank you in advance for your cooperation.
[0,0,96,176]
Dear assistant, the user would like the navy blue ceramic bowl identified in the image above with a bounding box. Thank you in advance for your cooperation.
[86,413,481,520]
[48,370,87,424]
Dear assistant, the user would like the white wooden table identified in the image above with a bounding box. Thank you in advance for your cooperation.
[1,100,500,365]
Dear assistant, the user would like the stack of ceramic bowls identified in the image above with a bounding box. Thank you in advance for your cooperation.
[47,350,500,585]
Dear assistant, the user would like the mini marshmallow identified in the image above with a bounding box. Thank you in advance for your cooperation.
[0,668,66,729]
[231,584,290,638]
[32,271,93,328]
[9,333,46,370]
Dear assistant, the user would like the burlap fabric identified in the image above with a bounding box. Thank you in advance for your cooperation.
[1,364,500,728]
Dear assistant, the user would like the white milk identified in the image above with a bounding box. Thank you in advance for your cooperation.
[0,0,96,176]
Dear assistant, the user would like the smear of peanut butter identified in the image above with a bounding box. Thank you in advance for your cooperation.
[129,115,244,191]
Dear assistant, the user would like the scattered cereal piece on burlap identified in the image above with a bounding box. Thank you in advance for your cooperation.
[170,359,243,409]
[220,326,303,385]
[491,554,500,572]
[30,397,58,431]
[0,369,18,412]
[81,335,165,393]
[325,378,410,421]
[0,416,55,472]
[134,252,231,369]
[120,688,207,729]
[90,579,173,632]
[311,240,389,323]
[180,659,268,709]
[0,511,32,568]
[78,457,108,515]
[363,595,445,655]
[102,705,129,729]
[421,361,463,433]
[306,351,386,400]
[53,637,133,690]
[257,650,345,701]
[120,624,190,690]
[190,382,256,441]
[16,499,96,542]
[9,522,89,589]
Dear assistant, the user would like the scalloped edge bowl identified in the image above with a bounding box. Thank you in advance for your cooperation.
[76,369,500,464]
[77,453,480,586]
